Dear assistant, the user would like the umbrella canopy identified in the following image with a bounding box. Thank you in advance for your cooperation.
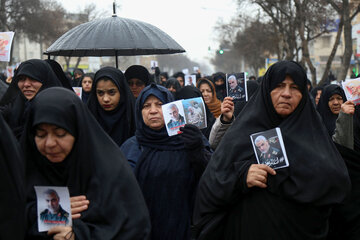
[44,15,185,57]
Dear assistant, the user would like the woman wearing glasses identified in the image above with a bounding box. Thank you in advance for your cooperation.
[125,65,153,98]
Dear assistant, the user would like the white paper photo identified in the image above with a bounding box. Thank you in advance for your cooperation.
[226,72,247,101]
[342,78,360,105]
[162,100,186,136]
[72,87,82,99]
[184,75,196,87]
[183,97,207,129]
[34,186,72,232]
[0,32,15,62]
[250,127,289,170]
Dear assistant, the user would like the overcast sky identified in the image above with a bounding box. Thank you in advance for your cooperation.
[60,0,243,68]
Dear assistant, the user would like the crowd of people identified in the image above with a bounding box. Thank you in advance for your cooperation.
[0,59,359,240]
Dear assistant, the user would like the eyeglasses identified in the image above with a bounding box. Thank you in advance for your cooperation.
[128,81,145,87]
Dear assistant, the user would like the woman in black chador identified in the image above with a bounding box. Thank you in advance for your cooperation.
[0,59,63,139]
[23,87,150,239]
[87,66,136,147]
[316,84,348,136]
[0,114,25,239]
[192,61,351,240]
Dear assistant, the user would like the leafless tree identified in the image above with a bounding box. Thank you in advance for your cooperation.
[326,0,360,82]
[0,0,41,32]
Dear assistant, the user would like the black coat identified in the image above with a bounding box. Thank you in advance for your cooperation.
[23,87,150,239]
[0,114,25,239]
[193,61,351,240]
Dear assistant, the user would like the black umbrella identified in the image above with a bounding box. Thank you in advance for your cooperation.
[44,13,185,67]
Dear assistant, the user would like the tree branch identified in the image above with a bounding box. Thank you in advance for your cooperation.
[327,0,341,13]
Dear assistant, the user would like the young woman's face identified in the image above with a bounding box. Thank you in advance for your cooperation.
[96,79,121,111]
[17,75,43,100]
[141,95,164,130]
[176,77,184,87]
[35,123,75,163]
[328,93,343,114]
[199,83,213,104]
[82,76,93,92]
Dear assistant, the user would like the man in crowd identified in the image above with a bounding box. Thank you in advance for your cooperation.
[167,104,185,131]
[40,189,69,225]
[228,75,244,99]
[254,135,284,167]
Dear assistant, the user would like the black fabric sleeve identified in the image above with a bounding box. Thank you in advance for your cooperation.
[187,146,212,181]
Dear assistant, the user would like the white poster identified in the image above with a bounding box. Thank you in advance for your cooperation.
[0,32,15,62]
[72,87,82,99]
[34,186,72,232]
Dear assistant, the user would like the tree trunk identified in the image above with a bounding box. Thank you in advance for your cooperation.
[64,56,71,71]
[75,57,82,69]
[318,16,344,86]
[294,0,316,85]
[338,0,352,81]
[0,0,8,31]
[39,34,43,59]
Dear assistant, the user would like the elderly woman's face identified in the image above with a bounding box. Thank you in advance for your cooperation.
[270,76,302,117]
[34,123,75,163]
[328,93,343,114]
[142,95,165,130]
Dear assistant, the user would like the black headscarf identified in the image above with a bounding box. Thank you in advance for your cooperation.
[45,59,73,90]
[165,77,181,96]
[0,114,25,239]
[0,59,62,139]
[159,72,168,86]
[87,67,135,147]
[23,87,150,239]
[125,65,152,86]
[211,72,226,101]
[121,84,208,240]
[175,86,215,139]
[310,86,324,99]
[193,61,350,239]
[316,84,346,136]
[72,68,84,87]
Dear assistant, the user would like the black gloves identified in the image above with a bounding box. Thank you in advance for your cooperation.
[180,124,209,180]
[180,124,204,151]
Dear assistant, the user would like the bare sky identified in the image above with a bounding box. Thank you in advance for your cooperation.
[60,0,241,68]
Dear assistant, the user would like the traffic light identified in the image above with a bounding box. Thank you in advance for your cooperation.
[219,49,224,54]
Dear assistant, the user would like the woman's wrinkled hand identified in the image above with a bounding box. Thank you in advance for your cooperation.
[246,164,276,188]
[48,226,74,240]
[70,195,89,219]
[341,100,355,115]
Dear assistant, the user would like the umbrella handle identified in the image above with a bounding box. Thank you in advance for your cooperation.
[112,1,117,17]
